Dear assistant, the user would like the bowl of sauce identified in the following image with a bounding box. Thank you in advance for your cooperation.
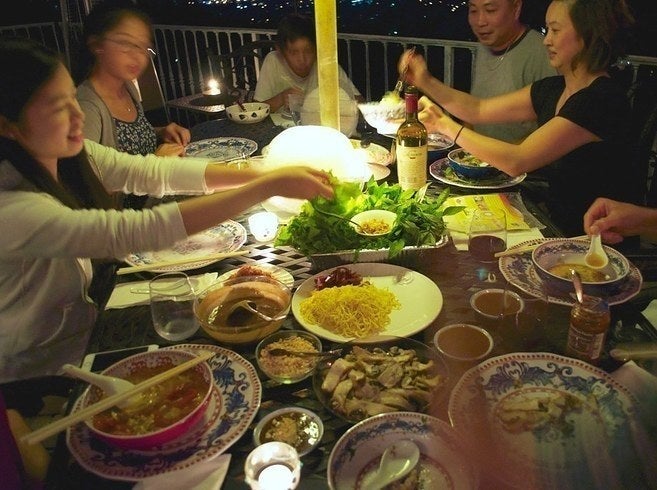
[433,323,493,373]
[470,289,524,320]
[531,238,631,296]
[253,407,324,456]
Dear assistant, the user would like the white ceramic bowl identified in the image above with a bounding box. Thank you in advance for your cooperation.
[531,238,631,296]
[328,411,479,489]
[350,209,397,236]
[226,102,270,124]
[253,407,324,456]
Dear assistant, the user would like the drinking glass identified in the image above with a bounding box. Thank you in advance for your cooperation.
[287,93,304,126]
[149,272,199,341]
[244,441,301,490]
[467,209,507,262]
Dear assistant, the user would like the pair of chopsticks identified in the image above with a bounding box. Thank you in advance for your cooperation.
[494,243,540,258]
[117,250,249,275]
[21,350,215,445]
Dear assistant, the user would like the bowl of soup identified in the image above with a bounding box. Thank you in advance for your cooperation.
[447,149,502,180]
[81,349,213,450]
[194,275,292,345]
[531,238,631,296]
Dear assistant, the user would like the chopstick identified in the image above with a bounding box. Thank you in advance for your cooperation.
[21,350,215,445]
[117,250,249,275]
[494,243,540,258]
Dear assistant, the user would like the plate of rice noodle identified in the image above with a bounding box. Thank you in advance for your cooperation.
[291,262,442,343]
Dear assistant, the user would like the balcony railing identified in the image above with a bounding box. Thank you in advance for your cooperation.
[3,22,657,112]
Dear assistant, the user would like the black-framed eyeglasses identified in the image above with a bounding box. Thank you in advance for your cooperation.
[104,38,156,57]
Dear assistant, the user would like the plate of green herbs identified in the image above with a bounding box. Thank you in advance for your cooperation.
[274,177,464,258]
[429,158,525,190]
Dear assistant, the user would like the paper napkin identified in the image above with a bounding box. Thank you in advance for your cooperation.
[641,299,657,328]
[133,453,231,490]
[105,272,218,310]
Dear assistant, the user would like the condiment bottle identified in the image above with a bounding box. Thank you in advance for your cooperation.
[566,296,611,364]
[396,85,427,190]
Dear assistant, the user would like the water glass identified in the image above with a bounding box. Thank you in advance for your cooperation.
[149,272,199,341]
[468,209,507,262]
[248,211,279,242]
[287,93,304,126]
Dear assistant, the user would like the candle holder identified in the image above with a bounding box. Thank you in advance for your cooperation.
[244,441,301,490]
[248,211,279,242]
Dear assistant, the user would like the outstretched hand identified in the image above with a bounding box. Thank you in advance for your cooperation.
[267,166,335,202]
[398,49,429,88]
[583,197,657,244]
[417,96,449,133]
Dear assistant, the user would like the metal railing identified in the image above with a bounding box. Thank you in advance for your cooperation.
[3,22,657,107]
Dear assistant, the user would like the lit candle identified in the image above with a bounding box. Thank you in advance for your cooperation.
[248,211,278,242]
[257,464,294,489]
[314,0,340,131]
[205,78,220,95]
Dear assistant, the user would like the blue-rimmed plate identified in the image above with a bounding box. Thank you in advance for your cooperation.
[67,343,261,481]
[430,157,526,190]
[449,352,643,489]
[499,238,642,306]
[328,411,479,489]
[124,220,247,273]
[185,137,258,161]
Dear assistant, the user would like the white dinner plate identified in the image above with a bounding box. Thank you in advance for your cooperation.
[328,412,479,490]
[216,262,295,289]
[185,137,258,161]
[349,139,392,166]
[499,238,642,306]
[449,352,643,489]
[429,157,526,189]
[292,262,442,342]
[67,344,261,482]
[124,220,247,273]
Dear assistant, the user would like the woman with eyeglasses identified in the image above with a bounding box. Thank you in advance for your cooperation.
[75,1,189,164]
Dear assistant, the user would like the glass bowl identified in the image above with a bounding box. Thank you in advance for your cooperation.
[194,275,291,345]
[256,330,323,384]
[252,406,324,456]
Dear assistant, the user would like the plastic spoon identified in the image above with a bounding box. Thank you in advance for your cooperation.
[225,300,287,327]
[585,233,609,269]
[61,364,142,409]
[359,440,420,490]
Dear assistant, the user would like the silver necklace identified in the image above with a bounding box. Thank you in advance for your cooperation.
[487,41,513,71]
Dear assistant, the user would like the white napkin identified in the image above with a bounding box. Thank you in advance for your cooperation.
[611,360,657,405]
[133,454,231,490]
[641,299,657,328]
[105,272,218,310]
[449,227,544,252]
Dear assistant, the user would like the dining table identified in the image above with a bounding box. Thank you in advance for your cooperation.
[43,115,657,490]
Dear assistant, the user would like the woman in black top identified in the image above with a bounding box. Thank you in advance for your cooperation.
[399,0,636,236]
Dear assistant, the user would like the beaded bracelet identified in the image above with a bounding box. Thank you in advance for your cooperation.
[454,125,464,144]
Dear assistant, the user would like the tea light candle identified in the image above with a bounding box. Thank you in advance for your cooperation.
[257,464,294,489]
[248,211,278,242]
[204,78,220,95]
[244,441,300,490]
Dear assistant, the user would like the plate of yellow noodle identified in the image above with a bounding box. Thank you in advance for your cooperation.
[292,263,443,342]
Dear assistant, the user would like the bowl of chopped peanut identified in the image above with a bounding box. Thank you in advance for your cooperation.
[253,406,324,456]
[255,330,323,384]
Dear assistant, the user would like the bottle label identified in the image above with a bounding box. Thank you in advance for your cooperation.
[397,145,427,190]
[566,325,606,362]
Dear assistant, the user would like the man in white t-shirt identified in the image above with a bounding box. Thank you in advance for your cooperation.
[468,0,555,142]
[253,13,362,113]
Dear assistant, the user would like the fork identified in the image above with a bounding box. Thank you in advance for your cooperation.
[394,46,416,95]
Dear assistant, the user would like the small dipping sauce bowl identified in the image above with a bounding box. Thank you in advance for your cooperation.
[434,323,494,374]
[253,407,324,456]
[470,288,524,320]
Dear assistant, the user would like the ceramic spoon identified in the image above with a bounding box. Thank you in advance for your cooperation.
[61,364,142,409]
[585,233,609,269]
[225,300,287,327]
[359,440,420,490]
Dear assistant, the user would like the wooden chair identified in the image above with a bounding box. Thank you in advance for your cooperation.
[135,56,170,127]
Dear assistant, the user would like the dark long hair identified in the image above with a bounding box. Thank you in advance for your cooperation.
[0,36,115,210]
[564,0,635,72]
[72,0,153,83]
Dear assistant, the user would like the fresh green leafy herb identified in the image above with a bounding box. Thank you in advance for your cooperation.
[274,177,464,257]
